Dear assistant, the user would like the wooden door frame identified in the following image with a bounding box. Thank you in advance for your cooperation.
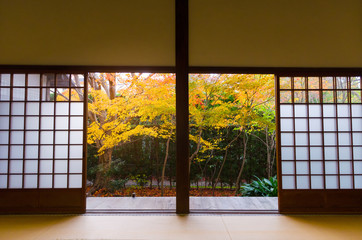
[1,66,361,214]
[0,70,88,213]
[275,72,362,214]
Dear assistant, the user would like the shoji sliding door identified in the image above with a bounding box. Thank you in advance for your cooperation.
[0,72,87,213]
[277,75,362,213]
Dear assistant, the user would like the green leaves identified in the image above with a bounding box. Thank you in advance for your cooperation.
[108,178,128,191]
[240,176,278,197]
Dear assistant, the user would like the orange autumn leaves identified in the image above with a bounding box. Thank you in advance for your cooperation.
[90,187,240,197]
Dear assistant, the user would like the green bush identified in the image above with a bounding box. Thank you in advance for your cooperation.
[108,178,128,191]
[86,144,100,183]
[132,174,149,187]
[240,176,278,197]
[106,159,126,178]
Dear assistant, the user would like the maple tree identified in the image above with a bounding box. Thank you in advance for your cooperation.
[134,74,176,195]
[81,72,276,196]
[188,74,275,195]
[86,73,174,192]
[189,74,231,170]
[211,74,275,194]
[248,105,276,179]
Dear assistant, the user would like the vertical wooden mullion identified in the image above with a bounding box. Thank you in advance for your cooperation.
[334,77,341,189]
[320,77,326,189]
[275,75,282,200]
[306,76,311,189]
[37,73,43,189]
[52,74,57,188]
[291,77,297,188]
[176,0,189,214]
[348,77,355,189]
[7,74,13,188]
[22,74,28,188]
[67,75,71,189]
[82,73,88,211]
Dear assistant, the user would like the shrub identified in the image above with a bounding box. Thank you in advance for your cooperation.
[106,159,126,178]
[240,176,277,197]
[132,174,149,188]
[108,178,128,192]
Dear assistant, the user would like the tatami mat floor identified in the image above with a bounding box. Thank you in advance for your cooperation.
[0,214,361,240]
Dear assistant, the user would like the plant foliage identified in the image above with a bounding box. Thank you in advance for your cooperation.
[240,176,278,197]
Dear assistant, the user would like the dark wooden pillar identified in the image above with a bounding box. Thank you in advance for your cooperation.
[175,0,189,214]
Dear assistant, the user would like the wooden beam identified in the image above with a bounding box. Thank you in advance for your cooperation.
[175,0,189,214]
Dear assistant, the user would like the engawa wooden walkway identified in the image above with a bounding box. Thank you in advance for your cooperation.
[87,197,278,212]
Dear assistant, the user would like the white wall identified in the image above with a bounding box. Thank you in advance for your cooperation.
[0,0,361,67]
[190,0,362,67]
[0,0,175,66]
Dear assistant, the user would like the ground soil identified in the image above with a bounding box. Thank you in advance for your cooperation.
[87,187,241,197]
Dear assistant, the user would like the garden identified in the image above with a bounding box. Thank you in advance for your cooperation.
[84,73,277,197]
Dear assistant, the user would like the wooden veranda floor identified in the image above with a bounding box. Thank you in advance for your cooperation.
[87,197,278,212]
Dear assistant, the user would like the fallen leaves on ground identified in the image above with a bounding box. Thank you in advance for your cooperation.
[87,187,241,197]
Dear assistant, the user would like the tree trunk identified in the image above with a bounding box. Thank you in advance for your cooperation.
[266,149,271,178]
[265,130,276,178]
[210,163,218,191]
[270,147,276,177]
[189,128,203,172]
[270,131,276,177]
[161,131,173,196]
[89,170,108,195]
[212,131,242,195]
[250,129,276,179]
[155,137,160,188]
[88,149,113,194]
[235,131,249,195]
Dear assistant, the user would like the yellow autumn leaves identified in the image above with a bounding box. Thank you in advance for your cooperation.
[87,73,275,159]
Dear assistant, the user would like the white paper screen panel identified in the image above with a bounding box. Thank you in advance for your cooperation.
[279,76,362,190]
[0,73,85,189]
